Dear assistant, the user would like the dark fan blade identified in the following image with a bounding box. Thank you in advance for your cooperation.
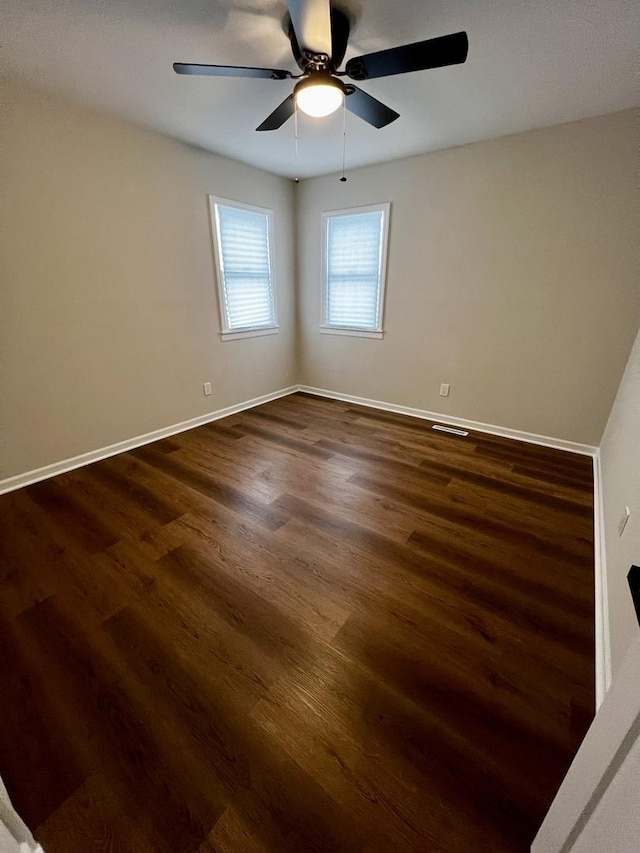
[173,63,291,80]
[287,0,332,57]
[256,94,296,131]
[345,31,468,80]
[345,86,399,128]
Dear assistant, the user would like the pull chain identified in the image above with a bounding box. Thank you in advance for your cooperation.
[340,97,347,182]
[294,100,300,184]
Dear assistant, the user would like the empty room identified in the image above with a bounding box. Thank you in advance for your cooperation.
[1,1,639,851]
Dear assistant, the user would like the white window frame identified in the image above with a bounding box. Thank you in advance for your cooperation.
[320,202,390,339]
[208,195,279,341]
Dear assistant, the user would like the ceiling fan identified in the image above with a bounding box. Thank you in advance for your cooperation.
[173,0,468,131]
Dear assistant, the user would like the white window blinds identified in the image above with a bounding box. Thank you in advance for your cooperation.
[213,202,276,332]
[324,208,387,331]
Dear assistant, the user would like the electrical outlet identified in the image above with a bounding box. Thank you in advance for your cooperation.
[439,383,450,397]
[618,506,630,537]
[203,382,212,396]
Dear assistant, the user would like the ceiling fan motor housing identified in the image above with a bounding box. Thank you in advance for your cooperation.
[287,6,350,73]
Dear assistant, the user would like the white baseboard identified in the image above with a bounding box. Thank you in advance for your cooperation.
[0,386,298,495]
[298,385,598,456]
[592,449,612,708]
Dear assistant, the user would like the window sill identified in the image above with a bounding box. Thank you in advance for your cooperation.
[319,326,384,340]
[220,326,279,342]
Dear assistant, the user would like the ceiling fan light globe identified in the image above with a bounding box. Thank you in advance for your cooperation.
[296,81,344,118]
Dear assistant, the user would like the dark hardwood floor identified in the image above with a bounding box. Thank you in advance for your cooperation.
[0,392,595,852]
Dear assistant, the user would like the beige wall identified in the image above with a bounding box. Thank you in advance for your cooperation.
[1,84,637,484]
[600,328,640,679]
[297,111,639,445]
[569,731,640,853]
[533,635,640,853]
[0,81,296,480]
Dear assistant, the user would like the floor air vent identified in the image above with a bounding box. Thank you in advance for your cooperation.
[432,424,469,437]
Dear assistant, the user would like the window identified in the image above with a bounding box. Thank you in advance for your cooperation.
[321,203,390,339]
[209,197,278,340]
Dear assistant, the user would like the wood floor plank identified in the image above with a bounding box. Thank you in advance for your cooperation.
[201,806,272,853]
[0,615,84,830]
[129,444,289,532]
[272,516,594,691]
[446,477,593,541]
[251,641,537,853]
[26,478,122,554]
[350,470,593,564]
[21,598,223,853]
[165,510,352,642]
[273,492,593,658]
[256,463,418,543]
[36,773,162,853]
[103,605,369,853]
[0,392,595,852]
[315,437,453,488]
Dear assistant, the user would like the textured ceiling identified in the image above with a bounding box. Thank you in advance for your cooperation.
[2,0,638,178]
